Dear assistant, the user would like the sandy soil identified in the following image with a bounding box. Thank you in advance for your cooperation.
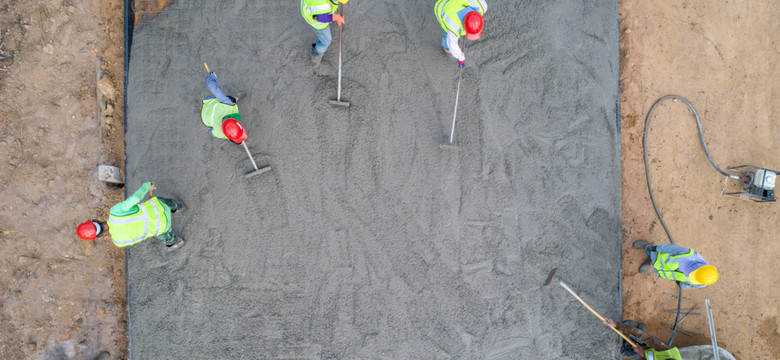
[0,0,125,359]
[620,1,780,359]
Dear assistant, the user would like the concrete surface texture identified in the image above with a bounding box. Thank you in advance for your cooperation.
[125,1,620,358]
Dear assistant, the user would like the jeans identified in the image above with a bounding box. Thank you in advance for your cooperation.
[441,30,449,51]
[156,197,181,246]
[313,26,332,55]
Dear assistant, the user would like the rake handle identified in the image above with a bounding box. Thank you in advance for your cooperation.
[336,4,344,101]
[241,141,259,171]
[558,281,640,348]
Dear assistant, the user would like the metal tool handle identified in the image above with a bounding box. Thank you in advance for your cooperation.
[705,299,720,360]
[558,281,640,348]
[448,67,463,144]
[241,141,259,171]
[336,4,344,101]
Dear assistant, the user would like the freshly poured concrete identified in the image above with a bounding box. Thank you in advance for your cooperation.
[126,1,620,358]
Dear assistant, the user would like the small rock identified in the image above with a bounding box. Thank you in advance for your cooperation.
[26,342,36,351]
[104,104,114,116]
[97,77,116,100]
[42,44,54,55]
[14,290,22,298]
[104,116,112,125]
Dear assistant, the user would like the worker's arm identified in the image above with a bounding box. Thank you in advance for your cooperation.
[654,243,692,256]
[445,31,466,62]
[205,72,235,106]
[314,13,343,26]
[604,318,672,352]
[110,182,151,216]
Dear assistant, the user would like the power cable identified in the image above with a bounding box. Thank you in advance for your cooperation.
[643,95,739,245]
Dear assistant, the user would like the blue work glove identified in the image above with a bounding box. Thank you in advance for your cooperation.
[458,60,466,68]
[206,71,217,83]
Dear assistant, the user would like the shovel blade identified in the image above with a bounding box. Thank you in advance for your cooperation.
[544,268,558,286]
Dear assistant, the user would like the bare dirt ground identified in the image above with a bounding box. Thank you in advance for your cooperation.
[620,1,780,359]
[0,0,125,359]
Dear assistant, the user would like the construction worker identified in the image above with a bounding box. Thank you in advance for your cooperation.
[77,181,185,249]
[633,241,718,289]
[201,70,242,140]
[301,0,346,65]
[435,0,487,68]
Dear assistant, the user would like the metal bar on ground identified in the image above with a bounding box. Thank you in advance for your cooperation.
[660,323,691,337]
[706,299,720,360]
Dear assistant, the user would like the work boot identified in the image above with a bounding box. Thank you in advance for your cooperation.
[622,320,647,331]
[639,258,652,274]
[633,240,651,249]
[310,44,323,66]
[167,236,185,250]
[171,199,185,214]
[442,46,451,55]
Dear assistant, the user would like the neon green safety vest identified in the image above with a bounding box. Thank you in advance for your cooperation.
[645,347,682,360]
[434,0,486,36]
[201,99,239,140]
[301,0,338,30]
[653,249,695,282]
[108,197,170,247]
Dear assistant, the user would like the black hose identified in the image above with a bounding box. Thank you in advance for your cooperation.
[668,283,683,346]
[643,95,739,244]
[643,96,734,346]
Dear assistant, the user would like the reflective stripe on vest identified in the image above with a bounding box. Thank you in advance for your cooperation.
[645,347,682,360]
[201,99,239,139]
[108,197,169,247]
[435,0,486,35]
[301,0,338,30]
[653,249,695,282]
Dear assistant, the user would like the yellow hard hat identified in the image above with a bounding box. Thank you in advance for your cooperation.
[690,265,718,285]
[339,0,349,3]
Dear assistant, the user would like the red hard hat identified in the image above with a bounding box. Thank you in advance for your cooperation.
[463,11,483,40]
[222,118,247,144]
[77,221,97,240]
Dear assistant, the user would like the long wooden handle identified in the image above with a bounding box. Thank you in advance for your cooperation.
[204,62,210,73]
[559,281,640,348]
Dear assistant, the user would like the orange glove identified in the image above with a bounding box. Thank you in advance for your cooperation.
[332,14,345,26]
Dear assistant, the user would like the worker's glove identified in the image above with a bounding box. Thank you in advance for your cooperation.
[333,14,345,26]
[206,72,217,82]
[457,60,466,68]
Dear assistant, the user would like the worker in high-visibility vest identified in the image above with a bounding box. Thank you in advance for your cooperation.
[77,182,184,249]
[201,70,240,140]
[633,241,718,289]
[301,0,347,65]
[434,0,487,68]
